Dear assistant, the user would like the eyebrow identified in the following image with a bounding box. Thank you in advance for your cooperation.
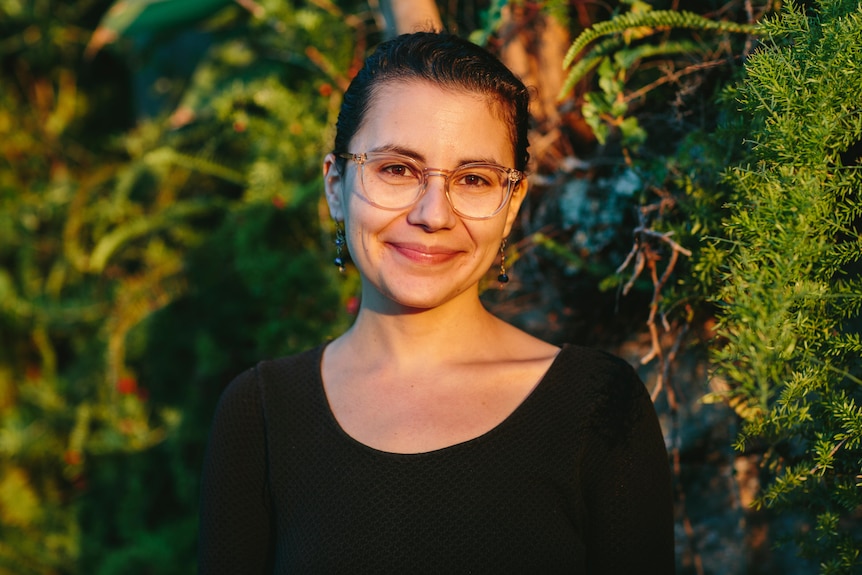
[368,144,425,163]
[367,144,504,168]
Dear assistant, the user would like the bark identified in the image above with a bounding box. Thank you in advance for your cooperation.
[496,6,581,169]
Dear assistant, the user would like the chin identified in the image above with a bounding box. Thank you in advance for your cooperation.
[368,283,472,313]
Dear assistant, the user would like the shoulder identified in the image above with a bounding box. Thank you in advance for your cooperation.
[551,344,640,388]
[549,345,651,442]
[216,344,326,411]
[255,344,326,386]
[213,364,260,418]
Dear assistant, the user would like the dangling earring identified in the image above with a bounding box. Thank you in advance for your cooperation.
[333,221,346,273]
[497,239,509,285]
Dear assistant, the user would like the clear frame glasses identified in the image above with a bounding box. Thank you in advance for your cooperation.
[337,151,524,220]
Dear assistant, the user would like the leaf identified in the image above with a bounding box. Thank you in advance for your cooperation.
[86,0,234,56]
[89,199,219,272]
[0,468,42,528]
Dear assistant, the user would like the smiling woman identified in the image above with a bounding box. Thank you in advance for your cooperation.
[324,80,524,312]
[197,32,674,574]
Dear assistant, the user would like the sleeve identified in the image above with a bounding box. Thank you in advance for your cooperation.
[582,364,675,574]
[197,366,274,574]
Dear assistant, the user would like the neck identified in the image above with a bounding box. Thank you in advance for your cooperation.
[336,289,500,369]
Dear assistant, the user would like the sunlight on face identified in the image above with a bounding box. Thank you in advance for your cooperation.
[325,80,527,314]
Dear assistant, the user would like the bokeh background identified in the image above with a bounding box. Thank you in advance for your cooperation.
[2,0,861,573]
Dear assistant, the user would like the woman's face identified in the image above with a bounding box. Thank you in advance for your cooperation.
[323,80,527,313]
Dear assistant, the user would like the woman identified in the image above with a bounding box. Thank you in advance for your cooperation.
[198,32,674,573]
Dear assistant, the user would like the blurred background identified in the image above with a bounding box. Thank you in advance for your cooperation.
[1,0,860,573]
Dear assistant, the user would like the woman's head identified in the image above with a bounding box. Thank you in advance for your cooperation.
[334,32,531,172]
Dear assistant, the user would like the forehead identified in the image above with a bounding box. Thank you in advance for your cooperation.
[351,80,515,164]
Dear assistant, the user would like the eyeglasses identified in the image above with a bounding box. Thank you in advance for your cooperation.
[337,151,524,220]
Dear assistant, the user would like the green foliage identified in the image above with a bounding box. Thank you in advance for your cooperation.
[561,2,759,151]
[580,55,648,147]
[562,7,757,74]
[711,0,862,570]
[559,1,862,568]
[0,0,360,572]
[95,0,234,38]
[553,2,756,334]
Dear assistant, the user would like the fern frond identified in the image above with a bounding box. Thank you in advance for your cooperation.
[558,36,705,100]
[563,10,760,69]
[614,39,703,70]
[557,36,623,99]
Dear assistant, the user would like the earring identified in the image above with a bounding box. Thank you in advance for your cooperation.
[497,239,509,284]
[333,221,346,273]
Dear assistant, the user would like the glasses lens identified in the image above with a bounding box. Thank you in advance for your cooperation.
[355,153,515,218]
[449,165,508,218]
[360,155,423,209]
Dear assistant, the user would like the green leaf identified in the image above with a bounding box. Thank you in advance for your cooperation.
[87,0,234,54]
[0,468,42,528]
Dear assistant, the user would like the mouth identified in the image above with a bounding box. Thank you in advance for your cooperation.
[388,242,462,264]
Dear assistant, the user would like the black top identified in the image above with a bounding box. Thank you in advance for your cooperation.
[198,344,674,574]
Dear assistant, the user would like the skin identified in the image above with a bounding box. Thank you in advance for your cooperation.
[321,80,559,454]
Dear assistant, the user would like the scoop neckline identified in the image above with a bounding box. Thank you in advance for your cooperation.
[313,343,567,458]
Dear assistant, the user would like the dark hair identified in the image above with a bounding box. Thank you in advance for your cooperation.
[334,32,531,172]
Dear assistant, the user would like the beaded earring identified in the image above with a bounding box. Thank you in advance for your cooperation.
[333,221,346,273]
[497,239,509,284]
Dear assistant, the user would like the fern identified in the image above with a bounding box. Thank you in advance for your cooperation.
[559,8,760,102]
[559,6,762,154]
[557,37,622,98]
[563,9,759,70]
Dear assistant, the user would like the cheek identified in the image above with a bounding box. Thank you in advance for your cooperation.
[343,217,366,259]
[342,201,386,259]
[467,223,508,261]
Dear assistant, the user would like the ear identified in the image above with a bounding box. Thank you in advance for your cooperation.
[502,178,528,237]
[323,153,345,221]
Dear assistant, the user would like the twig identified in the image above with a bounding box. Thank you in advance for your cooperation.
[635,226,693,257]
[624,59,729,105]
[809,437,848,476]
[617,194,692,408]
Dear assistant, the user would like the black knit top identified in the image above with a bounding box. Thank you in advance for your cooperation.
[198,344,674,574]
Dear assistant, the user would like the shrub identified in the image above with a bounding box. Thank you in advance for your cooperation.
[712,0,862,571]
[0,0,360,571]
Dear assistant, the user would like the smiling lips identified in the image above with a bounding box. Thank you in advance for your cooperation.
[388,242,463,264]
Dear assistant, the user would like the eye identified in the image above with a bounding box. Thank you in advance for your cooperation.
[463,173,490,186]
[453,168,498,189]
[369,157,421,183]
[381,163,413,178]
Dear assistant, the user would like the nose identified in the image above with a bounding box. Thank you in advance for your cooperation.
[406,171,457,230]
